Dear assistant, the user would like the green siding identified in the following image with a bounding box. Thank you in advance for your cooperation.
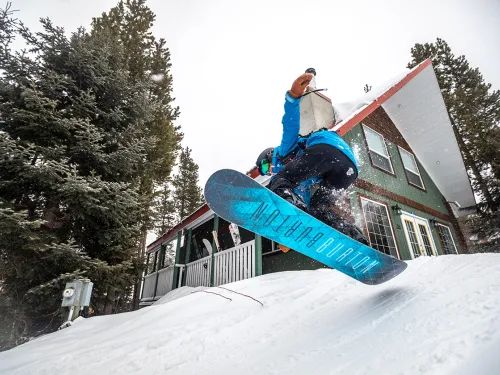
[262,121,464,272]
[351,188,462,260]
[343,124,449,216]
[261,187,461,274]
[262,251,328,274]
[255,234,263,276]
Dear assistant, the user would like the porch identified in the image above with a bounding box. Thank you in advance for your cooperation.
[139,212,266,305]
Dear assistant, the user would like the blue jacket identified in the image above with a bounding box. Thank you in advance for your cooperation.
[271,92,359,206]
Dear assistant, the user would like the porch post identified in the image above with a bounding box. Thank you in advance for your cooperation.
[140,252,150,300]
[210,215,219,287]
[182,229,193,287]
[152,244,165,299]
[255,234,263,276]
[172,231,183,290]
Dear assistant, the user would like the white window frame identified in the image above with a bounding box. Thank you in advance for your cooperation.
[360,197,400,259]
[436,223,458,255]
[398,146,425,190]
[362,125,395,174]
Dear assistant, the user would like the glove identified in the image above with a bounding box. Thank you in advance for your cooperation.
[288,72,314,99]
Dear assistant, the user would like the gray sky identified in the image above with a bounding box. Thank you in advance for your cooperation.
[13,0,500,186]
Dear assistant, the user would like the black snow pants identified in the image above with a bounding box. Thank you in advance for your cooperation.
[268,144,369,244]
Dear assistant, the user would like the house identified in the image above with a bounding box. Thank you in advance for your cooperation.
[139,59,475,305]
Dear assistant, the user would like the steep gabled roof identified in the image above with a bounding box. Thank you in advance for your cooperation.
[330,59,475,215]
[148,59,475,251]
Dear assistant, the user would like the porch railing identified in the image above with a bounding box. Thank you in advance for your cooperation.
[140,265,175,303]
[185,256,212,287]
[155,266,175,297]
[213,241,255,286]
[185,240,255,288]
[140,240,257,303]
[141,272,157,302]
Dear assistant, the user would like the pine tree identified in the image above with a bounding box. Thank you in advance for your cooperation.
[0,2,160,347]
[407,38,500,252]
[172,147,204,221]
[91,0,183,307]
[152,183,176,237]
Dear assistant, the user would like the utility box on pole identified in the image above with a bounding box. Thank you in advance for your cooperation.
[61,279,93,325]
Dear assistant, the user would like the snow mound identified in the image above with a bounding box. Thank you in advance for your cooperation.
[153,286,207,305]
[1,254,500,375]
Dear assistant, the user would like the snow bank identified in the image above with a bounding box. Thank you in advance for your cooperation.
[153,286,207,305]
[1,254,500,375]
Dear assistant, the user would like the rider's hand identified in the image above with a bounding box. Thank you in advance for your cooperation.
[288,72,314,99]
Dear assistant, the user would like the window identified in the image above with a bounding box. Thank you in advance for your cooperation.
[262,237,281,255]
[146,250,158,274]
[159,238,177,269]
[361,198,399,258]
[189,219,215,262]
[398,147,425,189]
[158,246,166,269]
[436,224,458,254]
[362,125,394,174]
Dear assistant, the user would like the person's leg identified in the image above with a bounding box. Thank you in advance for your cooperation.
[268,144,348,210]
[309,185,369,245]
[301,147,369,245]
[267,144,336,210]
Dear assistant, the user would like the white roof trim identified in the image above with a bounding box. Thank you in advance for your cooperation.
[381,64,476,216]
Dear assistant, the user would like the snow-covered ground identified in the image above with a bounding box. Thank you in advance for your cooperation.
[1,254,500,375]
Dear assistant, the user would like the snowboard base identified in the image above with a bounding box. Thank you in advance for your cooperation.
[204,169,407,285]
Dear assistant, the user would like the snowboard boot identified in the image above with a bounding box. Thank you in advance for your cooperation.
[279,244,291,253]
[342,222,370,246]
[311,207,370,246]
[275,188,308,212]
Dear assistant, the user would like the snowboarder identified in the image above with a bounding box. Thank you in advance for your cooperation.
[256,71,369,246]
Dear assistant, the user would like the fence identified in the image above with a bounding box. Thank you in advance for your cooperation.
[185,240,256,288]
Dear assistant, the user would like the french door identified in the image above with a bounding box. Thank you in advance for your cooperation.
[401,213,437,258]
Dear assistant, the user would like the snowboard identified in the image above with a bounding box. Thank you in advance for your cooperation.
[204,169,407,285]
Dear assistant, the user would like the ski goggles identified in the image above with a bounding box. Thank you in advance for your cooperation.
[259,159,271,175]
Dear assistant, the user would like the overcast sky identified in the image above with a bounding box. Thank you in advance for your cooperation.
[13,0,500,186]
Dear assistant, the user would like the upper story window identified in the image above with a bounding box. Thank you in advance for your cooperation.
[362,125,394,174]
[398,147,425,190]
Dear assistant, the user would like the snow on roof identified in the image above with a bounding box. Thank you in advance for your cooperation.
[2,254,500,374]
[332,69,410,129]
[331,60,476,215]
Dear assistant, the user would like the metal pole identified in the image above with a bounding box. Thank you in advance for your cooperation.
[67,306,74,322]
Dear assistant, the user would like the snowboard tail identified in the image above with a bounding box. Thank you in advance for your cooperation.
[204,169,407,285]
